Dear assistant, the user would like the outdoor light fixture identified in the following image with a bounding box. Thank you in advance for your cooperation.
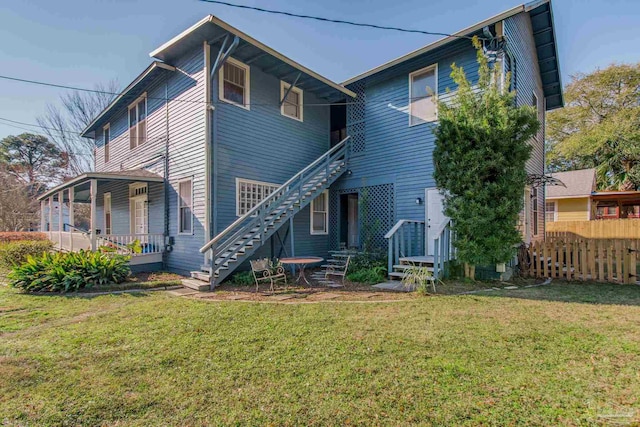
[415,197,422,205]
[347,170,353,176]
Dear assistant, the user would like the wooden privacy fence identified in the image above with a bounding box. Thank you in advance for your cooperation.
[523,239,638,284]
[546,219,640,240]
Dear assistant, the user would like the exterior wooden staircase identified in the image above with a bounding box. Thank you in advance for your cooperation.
[183,137,351,291]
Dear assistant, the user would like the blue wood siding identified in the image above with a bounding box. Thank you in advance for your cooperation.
[213,55,332,259]
[340,39,479,225]
[504,12,546,239]
[340,11,547,242]
[95,181,164,235]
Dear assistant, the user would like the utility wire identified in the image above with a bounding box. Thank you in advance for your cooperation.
[198,0,483,40]
[0,74,444,108]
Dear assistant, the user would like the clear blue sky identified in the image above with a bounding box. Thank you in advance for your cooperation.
[0,0,638,140]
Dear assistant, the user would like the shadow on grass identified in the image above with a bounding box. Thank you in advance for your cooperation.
[478,282,640,306]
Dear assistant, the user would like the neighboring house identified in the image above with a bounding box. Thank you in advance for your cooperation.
[38,0,562,286]
[546,169,597,222]
[546,168,640,221]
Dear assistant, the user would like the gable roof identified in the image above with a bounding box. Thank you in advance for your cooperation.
[342,0,563,111]
[546,169,597,199]
[150,15,356,102]
[80,61,175,138]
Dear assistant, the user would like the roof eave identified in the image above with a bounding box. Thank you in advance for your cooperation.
[80,61,176,138]
[150,15,356,99]
[342,4,525,86]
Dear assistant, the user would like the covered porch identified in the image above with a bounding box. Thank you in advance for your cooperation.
[38,170,166,268]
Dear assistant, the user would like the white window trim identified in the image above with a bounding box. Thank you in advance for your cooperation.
[219,57,250,110]
[104,192,112,235]
[310,190,329,235]
[280,81,304,122]
[235,177,279,217]
[409,63,438,127]
[128,92,148,150]
[177,178,194,235]
[103,123,110,164]
[545,200,558,223]
[128,183,148,235]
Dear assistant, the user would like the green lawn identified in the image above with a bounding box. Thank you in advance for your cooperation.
[2,284,640,426]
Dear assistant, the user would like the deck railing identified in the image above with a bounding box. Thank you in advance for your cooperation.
[432,220,454,279]
[97,234,165,255]
[384,220,426,275]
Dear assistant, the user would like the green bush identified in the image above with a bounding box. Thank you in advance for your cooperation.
[9,250,131,293]
[345,251,388,284]
[0,240,54,268]
[346,265,387,285]
[0,232,48,243]
[227,270,255,286]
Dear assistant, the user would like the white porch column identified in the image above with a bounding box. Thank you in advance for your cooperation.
[48,196,53,232]
[68,187,75,252]
[90,179,97,251]
[40,200,46,232]
[68,186,75,228]
[58,191,64,245]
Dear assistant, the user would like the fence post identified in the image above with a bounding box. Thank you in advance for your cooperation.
[615,240,623,283]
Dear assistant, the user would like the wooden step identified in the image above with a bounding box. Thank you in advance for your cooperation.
[399,256,434,265]
[190,271,211,281]
[393,264,434,272]
[182,278,210,291]
[389,272,409,279]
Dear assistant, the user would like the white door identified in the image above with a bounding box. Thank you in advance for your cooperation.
[425,188,448,256]
[130,196,148,235]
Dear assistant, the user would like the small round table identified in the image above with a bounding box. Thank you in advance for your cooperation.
[279,257,324,286]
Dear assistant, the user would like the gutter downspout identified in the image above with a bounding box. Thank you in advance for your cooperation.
[164,80,170,269]
[204,41,212,270]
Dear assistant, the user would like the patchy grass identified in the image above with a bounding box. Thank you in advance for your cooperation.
[1,284,640,425]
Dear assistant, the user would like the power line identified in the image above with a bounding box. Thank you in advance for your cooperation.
[198,0,482,40]
[0,73,449,108]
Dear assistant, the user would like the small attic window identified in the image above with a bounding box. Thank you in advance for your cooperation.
[409,64,438,126]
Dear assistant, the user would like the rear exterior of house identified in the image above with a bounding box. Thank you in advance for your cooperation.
[39,0,562,285]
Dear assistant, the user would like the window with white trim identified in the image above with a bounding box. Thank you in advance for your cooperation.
[532,187,539,235]
[104,192,112,235]
[280,81,303,121]
[236,178,279,216]
[409,64,437,126]
[103,124,110,163]
[129,183,148,235]
[178,179,193,234]
[310,191,329,235]
[129,94,147,149]
[220,58,250,109]
[545,201,556,223]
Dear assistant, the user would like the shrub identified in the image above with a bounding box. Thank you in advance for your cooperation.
[227,270,255,286]
[0,240,54,268]
[0,232,48,243]
[9,250,131,293]
[346,266,387,285]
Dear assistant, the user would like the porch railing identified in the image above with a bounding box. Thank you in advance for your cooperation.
[96,234,165,255]
[384,220,426,275]
[433,220,454,279]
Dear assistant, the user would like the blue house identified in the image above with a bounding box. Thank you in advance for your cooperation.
[38,0,562,287]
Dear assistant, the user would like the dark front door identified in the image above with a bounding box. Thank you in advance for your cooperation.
[339,193,359,249]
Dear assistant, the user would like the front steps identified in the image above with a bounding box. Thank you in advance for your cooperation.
[389,256,435,280]
[181,278,210,291]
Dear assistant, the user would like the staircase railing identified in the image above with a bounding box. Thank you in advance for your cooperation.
[433,220,454,279]
[199,137,351,273]
[384,220,426,276]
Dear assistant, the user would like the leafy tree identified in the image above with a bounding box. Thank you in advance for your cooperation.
[37,80,118,174]
[0,165,39,231]
[547,63,640,190]
[433,37,540,277]
[0,133,67,195]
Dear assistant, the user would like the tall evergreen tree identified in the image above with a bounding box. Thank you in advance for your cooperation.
[433,38,540,275]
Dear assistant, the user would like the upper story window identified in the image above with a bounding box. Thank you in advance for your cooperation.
[532,92,540,140]
[220,58,250,110]
[129,94,147,149]
[103,124,110,163]
[409,64,438,126]
[281,81,303,121]
[236,178,279,216]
